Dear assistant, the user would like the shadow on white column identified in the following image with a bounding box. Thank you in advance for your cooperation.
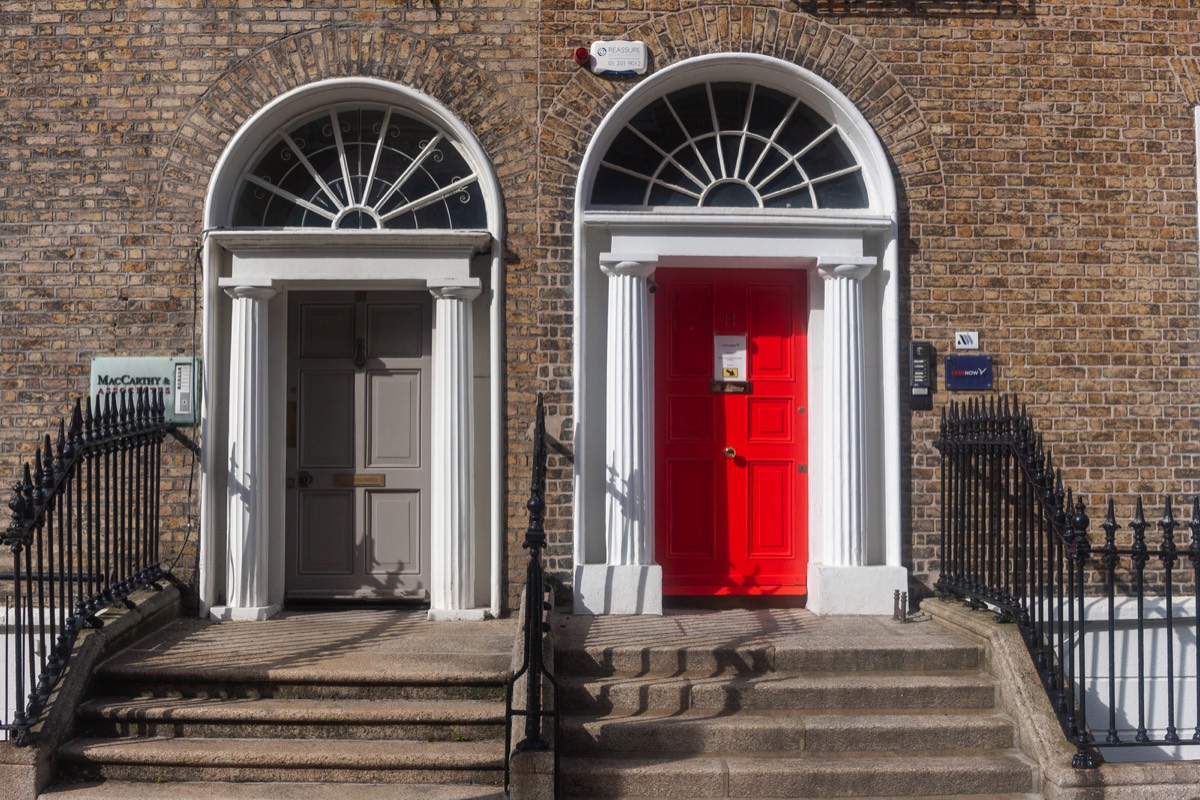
[809,259,905,615]
[574,255,662,615]
[428,279,487,621]
[211,281,282,622]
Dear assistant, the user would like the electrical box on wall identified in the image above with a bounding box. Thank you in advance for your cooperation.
[909,341,935,411]
[89,357,201,425]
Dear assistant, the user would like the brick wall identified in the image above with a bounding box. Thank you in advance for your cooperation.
[3,0,1200,609]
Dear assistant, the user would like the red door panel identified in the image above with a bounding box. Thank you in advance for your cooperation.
[654,267,808,595]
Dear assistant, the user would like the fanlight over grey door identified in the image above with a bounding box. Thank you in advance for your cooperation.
[286,291,432,599]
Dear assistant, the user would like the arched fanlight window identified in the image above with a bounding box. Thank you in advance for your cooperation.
[232,105,487,229]
[592,81,868,210]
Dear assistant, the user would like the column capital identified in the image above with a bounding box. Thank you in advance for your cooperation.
[817,257,876,283]
[219,278,278,302]
[428,278,482,302]
[600,253,658,280]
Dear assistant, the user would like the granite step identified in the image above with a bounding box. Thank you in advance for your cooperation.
[558,639,983,677]
[561,670,999,714]
[560,751,1037,798]
[57,737,506,786]
[88,677,506,703]
[40,780,505,799]
[77,696,505,741]
[561,707,1015,753]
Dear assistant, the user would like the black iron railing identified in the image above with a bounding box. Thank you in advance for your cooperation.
[504,393,559,794]
[936,396,1200,768]
[3,390,178,745]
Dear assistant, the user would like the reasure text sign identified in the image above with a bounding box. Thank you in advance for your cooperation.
[590,41,648,75]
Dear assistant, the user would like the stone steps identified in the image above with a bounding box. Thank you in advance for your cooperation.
[47,613,513,794]
[555,613,1040,799]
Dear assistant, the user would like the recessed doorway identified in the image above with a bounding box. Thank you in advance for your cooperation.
[285,290,433,600]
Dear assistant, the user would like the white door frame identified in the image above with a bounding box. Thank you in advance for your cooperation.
[199,79,505,620]
[571,55,906,615]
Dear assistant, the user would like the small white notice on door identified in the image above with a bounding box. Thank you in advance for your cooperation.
[714,335,748,381]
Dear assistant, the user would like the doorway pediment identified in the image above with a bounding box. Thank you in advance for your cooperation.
[209,230,491,285]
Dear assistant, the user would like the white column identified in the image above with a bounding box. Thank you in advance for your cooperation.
[809,258,906,614]
[213,281,280,622]
[428,279,485,621]
[574,254,662,615]
[820,261,872,566]
[602,257,656,565]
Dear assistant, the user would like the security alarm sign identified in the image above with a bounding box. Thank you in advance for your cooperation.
[590,41,649,75]
[714,336,747,381]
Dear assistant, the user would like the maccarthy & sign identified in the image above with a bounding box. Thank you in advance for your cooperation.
[89,356,201,424]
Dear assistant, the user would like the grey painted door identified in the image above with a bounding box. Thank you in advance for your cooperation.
[286,291,432,599]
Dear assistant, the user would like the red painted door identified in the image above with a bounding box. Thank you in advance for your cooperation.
[654,268,808,595]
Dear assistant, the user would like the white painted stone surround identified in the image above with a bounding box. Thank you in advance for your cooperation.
[199,79,506,622]
[572,55,908,616]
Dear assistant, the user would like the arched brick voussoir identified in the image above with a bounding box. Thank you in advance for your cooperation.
[153,24,535,222]
[541,6,945,217]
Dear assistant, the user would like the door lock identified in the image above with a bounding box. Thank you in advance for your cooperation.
[723,447,736,459]
[297,471,314,488]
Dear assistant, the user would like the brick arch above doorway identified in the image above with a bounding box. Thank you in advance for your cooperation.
[539,7,945,234]
[152,24,536,222]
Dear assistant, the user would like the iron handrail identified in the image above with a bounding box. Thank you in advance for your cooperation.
[3,389,177,745]
[504,392,560,795]
[935,396,1200,768]
[936,400,1200,767]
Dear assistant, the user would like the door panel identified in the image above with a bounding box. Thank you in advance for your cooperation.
[664,459,717,558]
[366,490,422,575]
[367,371,422,467]
[298,491,355,574]
[367,303,423,358]
[655,267,808,595]
[299,371,355,467]
[287,291,432,600]
[299,304,356,358]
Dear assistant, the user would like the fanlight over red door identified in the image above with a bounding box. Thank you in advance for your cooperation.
[654,267,808,595]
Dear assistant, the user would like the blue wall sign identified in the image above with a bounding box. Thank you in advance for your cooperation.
[944,355,993,391]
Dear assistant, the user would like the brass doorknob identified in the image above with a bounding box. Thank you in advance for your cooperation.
[723,447,736,459]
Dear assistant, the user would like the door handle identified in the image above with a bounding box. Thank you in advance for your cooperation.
[723,447,736,459]
[297,470,314,488]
